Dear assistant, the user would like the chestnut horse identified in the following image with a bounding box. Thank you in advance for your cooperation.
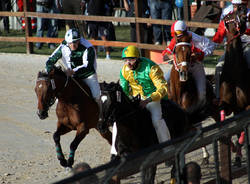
[34,66,112,168]
[169,33,220,164]
[219,11,250,167]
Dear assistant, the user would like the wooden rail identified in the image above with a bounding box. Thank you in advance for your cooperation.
[0,0,224,56]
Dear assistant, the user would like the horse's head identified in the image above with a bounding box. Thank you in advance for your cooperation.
[224,11,247,41]
[100,81,138,126]
[34,67,67,119]
[173,33,192,82]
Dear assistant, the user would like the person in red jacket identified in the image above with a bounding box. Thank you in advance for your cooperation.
[17,0,36,30]
[162,20,216,108]
[213,0,250,99]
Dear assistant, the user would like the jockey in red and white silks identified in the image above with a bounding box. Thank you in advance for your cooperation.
[162,20,216,108]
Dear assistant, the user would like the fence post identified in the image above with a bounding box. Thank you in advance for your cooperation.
[219,136,232,184]
[244,125,250,183]
[183,0,191,21]
[23,0,33,54]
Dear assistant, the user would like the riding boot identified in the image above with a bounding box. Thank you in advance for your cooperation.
[95,98,107,134]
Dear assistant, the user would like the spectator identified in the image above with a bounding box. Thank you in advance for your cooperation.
[150,0,173,45]
[17,0,36,30]
[61,0,87,36]
[72,162,98,184]
[175,0,184,20]
[182,161,202,184]
[85,0,112,60]
[0,0,11,33]
[36,0,59,49]
[123,0,153,44]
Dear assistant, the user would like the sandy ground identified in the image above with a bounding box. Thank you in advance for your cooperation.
[0,53,217,184]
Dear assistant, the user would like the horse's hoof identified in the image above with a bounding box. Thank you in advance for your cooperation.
[201,157,209,166]
[59,159,68,167]
[233,156,242,167]
[67,158,74,167]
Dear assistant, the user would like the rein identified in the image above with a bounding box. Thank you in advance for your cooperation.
[224,14,242,45]
[173,42,192,71]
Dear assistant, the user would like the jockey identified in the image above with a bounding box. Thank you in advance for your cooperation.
[110,45,171,157]
[162,20,217,108]
[45,28,104,127]
[213,0,250,98]
[120,45,171,144]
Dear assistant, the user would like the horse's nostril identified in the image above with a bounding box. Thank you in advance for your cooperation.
[37,110,48,120]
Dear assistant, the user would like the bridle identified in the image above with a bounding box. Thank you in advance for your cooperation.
[224,13,242,45]
[173,42,192,71]
[36,71,69,110]
[173,41,192,81]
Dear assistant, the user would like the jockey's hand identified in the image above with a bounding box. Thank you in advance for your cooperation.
[139,98,152,108]
[163,54,173,63]
[66,69,74,77]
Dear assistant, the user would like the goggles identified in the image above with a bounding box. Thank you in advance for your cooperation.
[175,30,184,36]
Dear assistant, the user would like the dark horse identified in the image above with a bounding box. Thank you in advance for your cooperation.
[219,11,250,166]
[219,11,250,116]
[100,81,191,184]
[34,67,112,168]
[168,33,220,164]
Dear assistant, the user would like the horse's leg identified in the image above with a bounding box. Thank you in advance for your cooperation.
[201,147,210,165]
[141,166,156,184]
[96,127,112,145]
[53,124,71,167]
[67,126,89,167]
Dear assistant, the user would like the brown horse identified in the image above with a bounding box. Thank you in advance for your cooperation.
[168,33,220,165]
[219,11,250,167]
[34,66,112,168]
[169,33,220,123]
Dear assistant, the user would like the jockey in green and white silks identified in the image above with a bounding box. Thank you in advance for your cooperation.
[110,45,171,156]
[45,28,103,123]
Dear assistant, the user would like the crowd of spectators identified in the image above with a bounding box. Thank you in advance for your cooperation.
[2,0,226,57]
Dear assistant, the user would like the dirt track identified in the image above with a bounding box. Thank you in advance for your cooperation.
[0,53,217,184]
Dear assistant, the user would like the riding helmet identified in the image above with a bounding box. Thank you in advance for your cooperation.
[122,45,140,59]
[65,28,81,44]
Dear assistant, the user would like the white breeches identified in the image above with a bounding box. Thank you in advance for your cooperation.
[189,62,206,105]
[82,73,101,99]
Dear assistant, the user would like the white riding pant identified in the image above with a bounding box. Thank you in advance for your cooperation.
[189,62,206,106]
[110,100,171,155]
[82,73,101,100]
[146,101,171,143]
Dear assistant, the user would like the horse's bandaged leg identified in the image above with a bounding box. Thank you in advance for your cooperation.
[110,122,118,155]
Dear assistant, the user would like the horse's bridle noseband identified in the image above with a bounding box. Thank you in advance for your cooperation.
[173,42,192,71]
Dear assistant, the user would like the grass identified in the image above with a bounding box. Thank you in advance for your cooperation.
[0,25,221,67]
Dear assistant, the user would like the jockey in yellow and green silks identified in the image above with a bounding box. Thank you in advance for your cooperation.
[120,45,170,143]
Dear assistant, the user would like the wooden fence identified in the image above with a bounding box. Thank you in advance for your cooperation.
[0,0,225,55]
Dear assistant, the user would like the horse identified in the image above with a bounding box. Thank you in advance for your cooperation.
[100,81,191,184]
[218,11,250,167]
[168,32,220,165]
[34,66,112,168]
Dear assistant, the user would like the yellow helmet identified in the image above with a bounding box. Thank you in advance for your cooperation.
[122,45,140,59]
